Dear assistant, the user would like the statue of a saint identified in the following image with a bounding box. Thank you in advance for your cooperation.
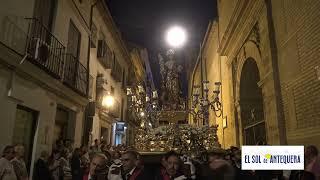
[165,50,179,105]
[158,49,184,110]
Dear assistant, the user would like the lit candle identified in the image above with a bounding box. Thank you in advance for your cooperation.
[152,90,158,98]
[126,88,132,96]
[132,95,136,102]
[137,100,142,105]
[138,85,144,93]
[146,96,150,102]
[203,81,209,91]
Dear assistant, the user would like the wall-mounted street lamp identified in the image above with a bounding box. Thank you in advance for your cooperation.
[102,93,114,108]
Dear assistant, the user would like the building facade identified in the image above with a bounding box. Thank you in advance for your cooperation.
[0,0,93,173]
[0,0,133,175]
[190,0,320,149]
[85,0,130,147]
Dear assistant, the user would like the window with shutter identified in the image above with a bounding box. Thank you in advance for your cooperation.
[67,21,81,58]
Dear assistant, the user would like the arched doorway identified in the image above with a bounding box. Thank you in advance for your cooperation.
[240,58,266,145]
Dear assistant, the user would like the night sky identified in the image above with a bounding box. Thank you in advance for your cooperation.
[106,0,217,96]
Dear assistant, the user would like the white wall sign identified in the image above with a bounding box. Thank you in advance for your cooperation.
[242,146,304,170]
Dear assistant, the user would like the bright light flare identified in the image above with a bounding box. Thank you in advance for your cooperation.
[166,26,187,47]
[102,95,114,107]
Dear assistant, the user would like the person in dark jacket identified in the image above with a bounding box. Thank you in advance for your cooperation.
[155,151,194,180]
[33,150,52,180]
[108,151,152,180]
[71,148,82,180]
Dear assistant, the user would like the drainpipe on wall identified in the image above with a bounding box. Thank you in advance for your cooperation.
[83,1,97,146]
[87,1,97,96]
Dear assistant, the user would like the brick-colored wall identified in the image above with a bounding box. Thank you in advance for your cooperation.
[191,0,320,148]
[272,0,320,147]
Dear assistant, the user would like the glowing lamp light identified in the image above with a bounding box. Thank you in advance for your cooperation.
[166,26,187,48]
[140,111,145,117]
[102,95,114,107]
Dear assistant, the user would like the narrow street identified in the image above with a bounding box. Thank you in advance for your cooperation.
[0,0,320,179]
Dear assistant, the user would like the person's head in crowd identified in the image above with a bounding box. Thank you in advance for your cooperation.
[65,140,73,150]
[208,159,235,180]
[2,145,15,160]
[52,150,61,160]
[14,144,25,159]
[121,151,138,174]
[231,150,241,167]
[126,146,134,151]
[164,151,181,177]
[107,144,111,149]
[102,150,111,163]
[161,156,167,168]
[305,145,318,163]
[56,139,63,146]
[40,150,50,162]
[100,144,105,151]
[301,171,316,180]
[73,148,81,158]
[224,152,232,165]
[135,152,143,168]
[100,140,106,145]
[208,150,224,167]
[89,153,107,176]
[114,151,121,160]
[61,148,69,159]
[63,139,69,146]
[81,145,88,154]
[230,146,239,153]
[94,139,99,146]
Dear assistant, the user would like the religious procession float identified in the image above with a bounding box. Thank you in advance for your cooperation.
[126,49,222,160]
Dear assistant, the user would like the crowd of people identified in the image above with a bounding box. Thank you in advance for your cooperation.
[0,139,319,180]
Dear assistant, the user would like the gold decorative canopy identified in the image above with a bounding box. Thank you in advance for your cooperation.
[135,124,221,157]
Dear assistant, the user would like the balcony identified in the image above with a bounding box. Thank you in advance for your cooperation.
[0,17,89,97]
[25,18,65,79]
[63,54,89,96]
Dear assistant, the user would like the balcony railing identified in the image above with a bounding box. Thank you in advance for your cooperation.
[1,17,90,97]
[25,18,65,79]
[63,54,89,96]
